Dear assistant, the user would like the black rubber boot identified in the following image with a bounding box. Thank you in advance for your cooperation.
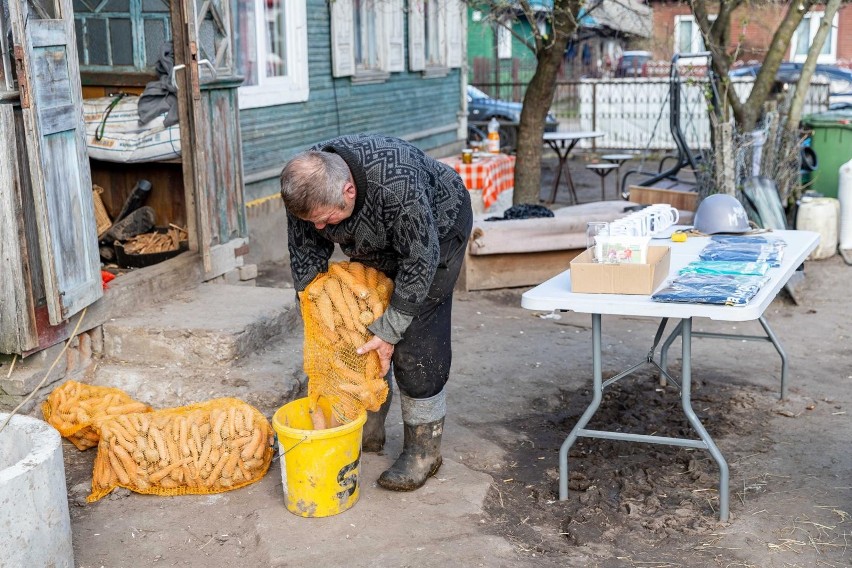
[377,419,444,491]
[362,373,393,453]
[377,389,445,492]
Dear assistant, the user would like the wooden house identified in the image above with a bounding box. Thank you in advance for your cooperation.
[0,0,467,366]
[238,0,467,263]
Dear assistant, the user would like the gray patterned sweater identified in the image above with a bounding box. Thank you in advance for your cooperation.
[286,134,472,343]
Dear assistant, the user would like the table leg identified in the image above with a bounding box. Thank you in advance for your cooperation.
[558,313,603,500]
[658,317,788,399]
[680,319,730,522]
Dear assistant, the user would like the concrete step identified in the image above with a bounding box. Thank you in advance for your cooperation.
[102,284,300,367]
[92,327,306,415]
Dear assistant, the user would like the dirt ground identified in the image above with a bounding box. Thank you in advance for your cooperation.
[54,153,852,567]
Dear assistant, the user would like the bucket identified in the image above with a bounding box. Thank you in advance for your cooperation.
[272,398,367,517]
[795,197,839,260]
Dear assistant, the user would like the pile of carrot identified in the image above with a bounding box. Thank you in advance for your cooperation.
[89,399,274,501]
[42,380,153,450]
[303,262,394,427]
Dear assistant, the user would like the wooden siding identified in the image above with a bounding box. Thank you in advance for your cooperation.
[238,0,463,202]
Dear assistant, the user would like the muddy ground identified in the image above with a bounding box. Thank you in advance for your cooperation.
[51,154,852,567]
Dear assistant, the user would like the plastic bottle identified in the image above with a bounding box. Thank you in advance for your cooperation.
[487,117,501,153]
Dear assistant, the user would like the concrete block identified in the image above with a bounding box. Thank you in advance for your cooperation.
[102,284,299,366]
[238,264,258,280]
[0,413,74,568]
[0,343,68,397]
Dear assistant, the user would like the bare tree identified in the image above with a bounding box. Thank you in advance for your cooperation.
[690,0,820,131]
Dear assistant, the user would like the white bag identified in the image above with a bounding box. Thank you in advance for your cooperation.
[83,95,181,163]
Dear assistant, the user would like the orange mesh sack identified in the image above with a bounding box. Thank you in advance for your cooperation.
[87,397,274,502]
[302,261,393,425]
[42,380,153,450]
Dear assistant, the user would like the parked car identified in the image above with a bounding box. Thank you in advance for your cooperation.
[615,50,652,78]
[466,85,558,151]
[728,62,852,107]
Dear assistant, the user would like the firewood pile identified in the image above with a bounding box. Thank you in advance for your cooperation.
[122,225,188,255]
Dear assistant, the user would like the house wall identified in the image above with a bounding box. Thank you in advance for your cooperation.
[467,8,540,87]
[649,2,852,67]
[241,0,465,264]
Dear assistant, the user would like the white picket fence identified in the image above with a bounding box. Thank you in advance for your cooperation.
[569,78,830,150]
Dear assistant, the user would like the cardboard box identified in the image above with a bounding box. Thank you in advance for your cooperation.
[570,246,671,294]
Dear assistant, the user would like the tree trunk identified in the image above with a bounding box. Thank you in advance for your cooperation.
[787,0,842,134]
[512,0,581,205]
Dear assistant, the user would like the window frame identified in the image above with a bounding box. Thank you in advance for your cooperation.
[673,14,709,66]
[237,0,309,109]
[790,11,838,64]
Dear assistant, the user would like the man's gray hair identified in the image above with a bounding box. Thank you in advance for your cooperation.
[279,151,351,218]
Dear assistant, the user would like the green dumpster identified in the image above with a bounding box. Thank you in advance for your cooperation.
[802,110,852,198]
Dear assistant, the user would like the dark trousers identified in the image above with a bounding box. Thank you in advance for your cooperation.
[392,215,472,399]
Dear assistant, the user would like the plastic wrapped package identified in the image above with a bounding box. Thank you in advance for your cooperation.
[698,235,786,266]
[652,273,770,306]
[678,261,771,276]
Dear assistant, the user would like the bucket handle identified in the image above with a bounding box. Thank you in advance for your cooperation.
[272,433,309,461]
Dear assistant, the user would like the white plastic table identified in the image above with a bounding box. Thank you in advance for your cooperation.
[520,230,819,521]
[543,131,605,204]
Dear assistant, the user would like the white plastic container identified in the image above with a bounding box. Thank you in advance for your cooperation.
[796,197,839,259]
[839,159,852,250]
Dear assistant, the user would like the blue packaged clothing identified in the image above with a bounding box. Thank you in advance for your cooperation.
[652,273,770,306]
[678,261,770,276]
[698,235,786,267]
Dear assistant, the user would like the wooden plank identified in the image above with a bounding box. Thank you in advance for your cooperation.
[458,249,583,292]
[0,105,28,353]
[627,185,698,211]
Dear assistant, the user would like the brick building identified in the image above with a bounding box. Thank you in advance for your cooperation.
[642,2,852,69]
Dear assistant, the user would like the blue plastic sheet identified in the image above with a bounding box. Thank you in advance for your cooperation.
[652,273,770,306]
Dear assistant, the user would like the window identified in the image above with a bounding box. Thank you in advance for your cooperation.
[73,0,171,71]
[235,0,308,109]
[497,19,512,60]
[791,12,837,64]
[674,15,704,55]
[332,0,403,81]
[408,0,462,73]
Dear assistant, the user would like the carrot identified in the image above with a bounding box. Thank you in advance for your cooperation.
[358,310,375,326]
[179,417,190,457]
[241,427,264,461]
[315,292,337,331]
[365,265,380,290]
[111,442,139,480]
[108,451,131,485]
[197,436,212,470]
[324,278,358,331]
[329,263,370,299]
[106,402,150,415]
[149,428,168,467]
[150,457,192,483]
[222,451,241,479]
[205,451,230,487]
[310,407,327,430]
[254,428,269,460]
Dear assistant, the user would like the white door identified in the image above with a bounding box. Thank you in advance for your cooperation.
[9,0,101,325]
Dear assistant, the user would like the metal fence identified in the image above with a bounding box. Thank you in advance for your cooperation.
[472,78,830,151]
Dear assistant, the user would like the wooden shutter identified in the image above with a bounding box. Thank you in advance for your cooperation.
[408,0,425,71]
[446,0,463,68]
[386,0,405,72]
[9,0,102,324]
[331,0,355,77]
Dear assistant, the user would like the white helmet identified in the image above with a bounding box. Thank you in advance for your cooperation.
[693,194,750,234]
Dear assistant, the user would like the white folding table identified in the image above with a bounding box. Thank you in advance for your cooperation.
[520,230,819,521]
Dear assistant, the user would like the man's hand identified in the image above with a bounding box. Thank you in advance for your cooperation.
[357,336,394,376]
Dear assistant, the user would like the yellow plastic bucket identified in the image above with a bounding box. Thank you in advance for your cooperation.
[272,398,367,517]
